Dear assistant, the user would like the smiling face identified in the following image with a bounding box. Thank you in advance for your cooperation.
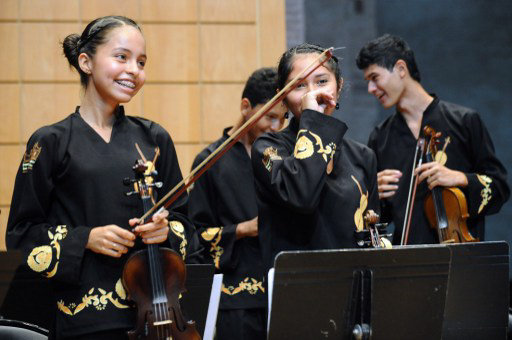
[83,25,146,106]
[244,100,287,144]
[284,53,340,118]
[363,63,405,109]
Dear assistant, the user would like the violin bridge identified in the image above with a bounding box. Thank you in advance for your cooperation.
[153,320,172,326]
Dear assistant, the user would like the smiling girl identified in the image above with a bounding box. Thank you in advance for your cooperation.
[7,16,202,339]
[251,43,380,270]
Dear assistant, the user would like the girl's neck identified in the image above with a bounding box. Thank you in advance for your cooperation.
[79,87,118,129]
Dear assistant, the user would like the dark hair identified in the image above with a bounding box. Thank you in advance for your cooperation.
[241,67,278,107]
[62,16,141,88]
[356,34,421,82]
[277,43,342,91]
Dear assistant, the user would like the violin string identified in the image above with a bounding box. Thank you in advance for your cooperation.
[147,159,171,333]
[143,196,164,339]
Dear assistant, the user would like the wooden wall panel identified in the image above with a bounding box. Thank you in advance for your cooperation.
[81,0,140,22]
[259,0,286,67]
[0,0,286,251]
[0,0,18,20]
[143,84,201,143]
[143,24,199,82]
[141,0,197,22]
[0,207,9,250]
[201,84,244,142]
[0,84,21,143]
[0,146,23,206]
[199,0,256,23]
[20,0,79,21]
[200,25,258,82]
[0,24,19,81]
[175,144,207,177]
[21,23,78,81]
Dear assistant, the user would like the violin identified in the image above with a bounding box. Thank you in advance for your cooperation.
[122,159,201,340]
[355,210,392,248]
[423,126,478,244]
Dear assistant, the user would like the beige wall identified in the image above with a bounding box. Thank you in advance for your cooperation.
[0,0,286,250]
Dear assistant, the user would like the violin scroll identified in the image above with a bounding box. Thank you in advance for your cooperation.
[355,210,392,248]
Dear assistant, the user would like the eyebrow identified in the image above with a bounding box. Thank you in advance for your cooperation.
[313,72,329,78]
[113,48,147,59]
[364,72,377,81]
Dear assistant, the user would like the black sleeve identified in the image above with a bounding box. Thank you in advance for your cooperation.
[6,128,90,285]
[187,150,238,271]
[252,110,347,213]
[152,124,204,264]
[462,112,510,217]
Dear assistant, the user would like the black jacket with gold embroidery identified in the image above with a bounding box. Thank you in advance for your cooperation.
[6,106,203,337]
[188,128,266,310]
[252,110,380,270]
[367,97,510,244]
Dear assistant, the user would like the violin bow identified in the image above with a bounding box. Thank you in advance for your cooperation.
[138,48,335,221]
[401,138,425,245]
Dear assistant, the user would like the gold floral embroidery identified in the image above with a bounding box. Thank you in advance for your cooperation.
[57,279,130,316]
[27,246,52,273]
[352,176,368,232]
[262,147,282,172]
[22,142,42,173]
[170,221,187,260]
[222,277,265,295]
[294,133,314,160]
[294,129,336,163]
[477,174,492,214]
[308,131,336,163]
[27,225,67,277]
[201,227,223,269]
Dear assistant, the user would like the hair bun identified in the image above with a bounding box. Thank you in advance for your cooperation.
[62,33,81,70]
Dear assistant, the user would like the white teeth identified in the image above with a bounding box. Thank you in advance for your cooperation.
[116,80,135,89]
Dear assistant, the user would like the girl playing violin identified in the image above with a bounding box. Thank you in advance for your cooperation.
[251,43,380,270]
[6,15,202,339]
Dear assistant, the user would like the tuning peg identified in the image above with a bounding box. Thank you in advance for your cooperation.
[125,190,138,197]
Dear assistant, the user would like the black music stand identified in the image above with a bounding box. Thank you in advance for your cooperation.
[442,241,509,339]
[181,264,216,337]
[267,245,452,340]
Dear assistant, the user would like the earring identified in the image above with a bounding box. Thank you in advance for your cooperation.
[335,103,340,110]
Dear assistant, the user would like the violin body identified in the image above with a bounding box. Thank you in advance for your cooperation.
[424,185,478,244]
[122,159,201,340]
[123,248,201,340]
[422,126,478,244]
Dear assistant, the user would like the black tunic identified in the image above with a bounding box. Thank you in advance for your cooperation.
[368,97,510,244]
[188,128,266,310]
[252,110,380,270]
[6,106,203,337]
